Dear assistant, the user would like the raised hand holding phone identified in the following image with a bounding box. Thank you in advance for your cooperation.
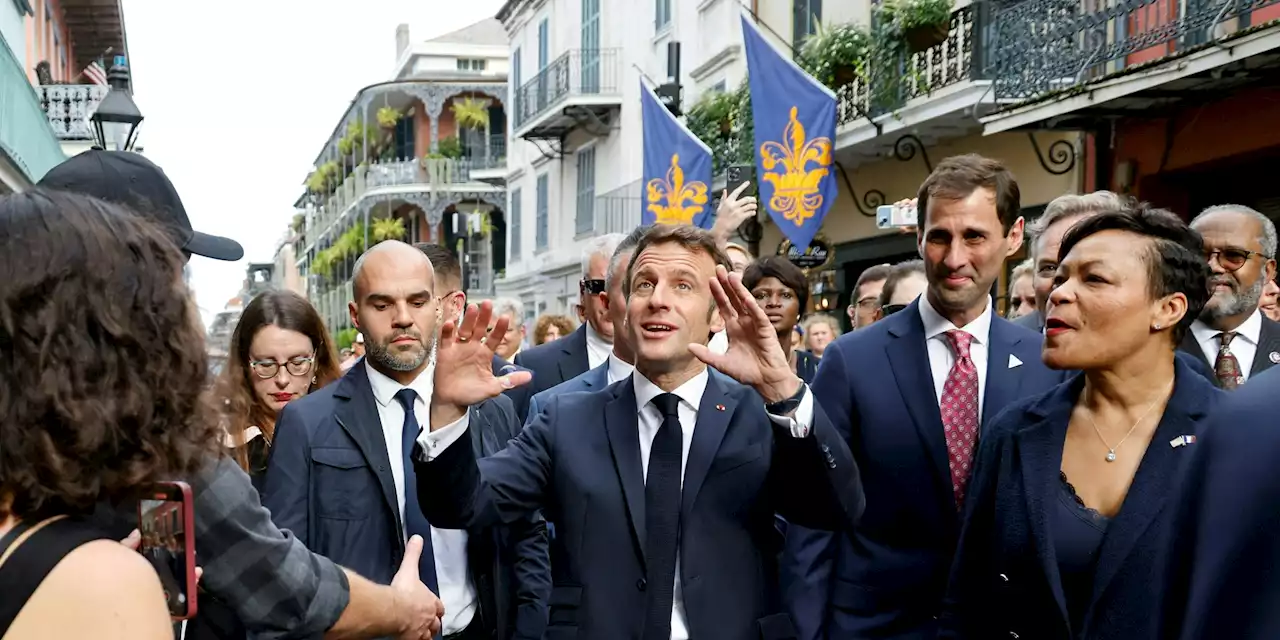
[136,481,198,620]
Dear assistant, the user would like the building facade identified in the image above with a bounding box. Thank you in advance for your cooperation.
[290,18,512,334]
[980,0,1280,221]
[491,0,1086,326]
[493,0,754,321]
[1,0,131,192]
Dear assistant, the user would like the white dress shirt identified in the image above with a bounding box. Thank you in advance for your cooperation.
[607,352,635,384]
[365,362,477,635]
[781,295,994,433]
[708,331,729,355]
[421,366,813,639]
[1191,309,1263,380]
[585,323,612,370]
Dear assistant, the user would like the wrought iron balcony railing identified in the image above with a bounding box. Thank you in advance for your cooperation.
[37,84,111,140]
[514,48,621,130]
[837,4,986,124]
[989,0,1280,104]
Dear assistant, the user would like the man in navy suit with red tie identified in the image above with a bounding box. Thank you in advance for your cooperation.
[781,155,1067,639]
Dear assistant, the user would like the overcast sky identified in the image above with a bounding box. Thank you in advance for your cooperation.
[121,0,504,326]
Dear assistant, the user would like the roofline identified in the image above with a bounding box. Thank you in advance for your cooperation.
[495,0,530,24]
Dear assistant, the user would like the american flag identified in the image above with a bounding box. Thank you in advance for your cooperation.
[83,60,107,86]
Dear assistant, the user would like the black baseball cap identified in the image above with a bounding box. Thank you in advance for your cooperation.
[38,150,244,261]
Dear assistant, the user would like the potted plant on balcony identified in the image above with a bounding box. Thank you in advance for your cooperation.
[880,0,954,53]
[291,213,305,233]
[377,106,402,130]
[798,21,872,90]
[450,97,490,131]
[437,135,464,160]
[371,216,407,243]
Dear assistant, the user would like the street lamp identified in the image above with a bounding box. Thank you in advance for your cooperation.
[91,56,143,152]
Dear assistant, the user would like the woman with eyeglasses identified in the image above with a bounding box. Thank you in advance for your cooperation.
[190,291,341,640]
[213,290,341,489]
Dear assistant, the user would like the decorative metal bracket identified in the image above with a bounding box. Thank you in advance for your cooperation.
[835,161,886,218]
[1027,132,1077,176]
[893,134,933,173]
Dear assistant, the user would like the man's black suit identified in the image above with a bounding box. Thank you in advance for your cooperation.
[504,325,590,423]
[414,371,863,639]
[265,364,551,639]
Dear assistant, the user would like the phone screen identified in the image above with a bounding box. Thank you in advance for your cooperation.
[139,490,194,619]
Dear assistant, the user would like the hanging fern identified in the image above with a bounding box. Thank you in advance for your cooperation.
[371,217,407,243]
[377,106,402,128]
[450,97,490,130]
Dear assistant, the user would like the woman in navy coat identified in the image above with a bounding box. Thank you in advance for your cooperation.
[940,203,1222,639]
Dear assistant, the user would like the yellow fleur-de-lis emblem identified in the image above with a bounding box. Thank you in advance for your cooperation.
[760,106,833,227]
[646,154,709,225]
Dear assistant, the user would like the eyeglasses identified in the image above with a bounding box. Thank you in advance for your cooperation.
[1205,248,1271,272]
[855,296,880,310]
[882,303,907,317]
[580,278,606,295]
[249,354,316,379]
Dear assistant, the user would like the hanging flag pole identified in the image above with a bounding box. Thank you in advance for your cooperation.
[740,13,839,251]
[639,77,715,228]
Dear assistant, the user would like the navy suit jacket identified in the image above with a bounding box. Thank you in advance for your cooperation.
[1158,365,1280,638]
[505,325,591,424]
[265,364,551,639]
[525,361,610,425]
[413,371,864,640]
[786,299,1066,640]
[940,358,1221,639]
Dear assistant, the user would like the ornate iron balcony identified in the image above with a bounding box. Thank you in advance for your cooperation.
[837,4,985,124]
[988,0,1280,105]
[514,48,621,129]
[37,84,111,140]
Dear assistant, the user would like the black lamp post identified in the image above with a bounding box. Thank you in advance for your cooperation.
[91,56,143,152]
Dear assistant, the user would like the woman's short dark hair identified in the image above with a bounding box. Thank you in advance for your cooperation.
[743,256,810,313]
[1057,204,1210,344]
[216,290,341,472]
[0,190,219,520]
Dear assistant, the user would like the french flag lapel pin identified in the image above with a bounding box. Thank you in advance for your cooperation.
[1169,435,1198,448]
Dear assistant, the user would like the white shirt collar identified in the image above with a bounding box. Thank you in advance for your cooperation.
[918,294,994,345]
[585,322,612,349]
[607,352,635,383]
[365,360,435,408]
[1192,309,1263,346]
[633,367,709,414]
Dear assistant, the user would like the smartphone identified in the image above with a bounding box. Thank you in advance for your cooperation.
[138,481,197,620]
[876,203,918,229]
[725,165,757,198]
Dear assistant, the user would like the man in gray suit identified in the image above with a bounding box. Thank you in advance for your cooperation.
[1015,191,1125,332]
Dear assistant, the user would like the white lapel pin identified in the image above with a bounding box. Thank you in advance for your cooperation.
[1270,351,1280,364]
[1170,435,1197,448]
[1008,354,1023,369]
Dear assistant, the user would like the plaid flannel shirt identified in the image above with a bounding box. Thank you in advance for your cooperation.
[192,455,349,638]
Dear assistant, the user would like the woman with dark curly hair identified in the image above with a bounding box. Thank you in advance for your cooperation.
[941,204,1222,639]
[214,290,341,488]
[0,190,220,638]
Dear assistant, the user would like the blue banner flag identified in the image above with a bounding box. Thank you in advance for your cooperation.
[640,79,714,228]
[740,15,838,250]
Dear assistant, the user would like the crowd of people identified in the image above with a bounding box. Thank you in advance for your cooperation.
[6,147,1280,640]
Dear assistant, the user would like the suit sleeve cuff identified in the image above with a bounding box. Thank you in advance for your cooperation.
[416,412,470,462]
[766,385,815,438]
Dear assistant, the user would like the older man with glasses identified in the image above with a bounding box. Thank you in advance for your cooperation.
[1183,204,1280,389]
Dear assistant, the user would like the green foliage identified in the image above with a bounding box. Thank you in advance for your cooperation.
[371,217,406,243]
[436,135,464,160]
[797,22,872,89]
[334,328,359,350]
[684,78,755,174]
[307,161,341,195]
[377,106,402,128]
[450,97,490,130]
[880,0,954,32]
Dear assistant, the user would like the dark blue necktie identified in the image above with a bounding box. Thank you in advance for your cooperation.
[643,393,683,640]
[394,388,439,595]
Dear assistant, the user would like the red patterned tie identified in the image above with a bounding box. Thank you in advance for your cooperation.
[940,330,980,509]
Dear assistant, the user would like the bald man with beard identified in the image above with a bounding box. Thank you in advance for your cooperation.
[265,241,550,640]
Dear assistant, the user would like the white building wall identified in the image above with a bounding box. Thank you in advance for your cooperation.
[495,0,751,319]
